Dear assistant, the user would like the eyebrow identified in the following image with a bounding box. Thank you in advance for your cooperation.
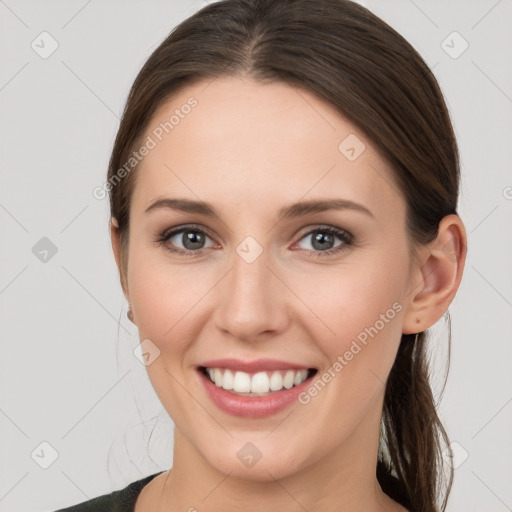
[144,197,374,220]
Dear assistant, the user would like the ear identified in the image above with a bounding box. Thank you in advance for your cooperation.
[402,214,467,334]
[110,217,129,300]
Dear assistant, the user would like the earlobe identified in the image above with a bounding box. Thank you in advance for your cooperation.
[402,214,467,334]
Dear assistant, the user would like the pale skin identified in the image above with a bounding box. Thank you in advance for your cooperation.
[110,76,467,512]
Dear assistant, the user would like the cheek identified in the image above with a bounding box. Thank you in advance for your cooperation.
[294,260,404,341]
[127,247,199,351]
[293,261,406,414]
[296,272,405,430]
[126,251,206,424]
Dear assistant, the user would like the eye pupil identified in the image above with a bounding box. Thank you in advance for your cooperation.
[312,231,334,250]
[183,231,204,250]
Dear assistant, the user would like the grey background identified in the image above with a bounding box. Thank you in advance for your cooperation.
[0,0,510,511]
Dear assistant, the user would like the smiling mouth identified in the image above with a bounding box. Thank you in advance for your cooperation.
[199,366,318,396]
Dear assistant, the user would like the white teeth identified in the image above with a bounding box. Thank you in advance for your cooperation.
[204,367,310,394]
[222,369,234,390]
[283,370,295,389]
[233,371,251,392]
[269,371,283,391]
[251,372,269,393]
[293,370,304,386]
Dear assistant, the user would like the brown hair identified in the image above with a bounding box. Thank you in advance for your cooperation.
[107,1,459,510]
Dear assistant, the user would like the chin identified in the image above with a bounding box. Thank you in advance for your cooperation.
[202,440,311,482]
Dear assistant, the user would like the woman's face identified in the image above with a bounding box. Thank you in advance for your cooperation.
[119,76,420,481]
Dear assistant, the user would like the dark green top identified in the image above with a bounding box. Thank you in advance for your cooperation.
[54,471,165,512]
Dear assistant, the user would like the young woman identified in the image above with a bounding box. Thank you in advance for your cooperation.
[57,0,467,510]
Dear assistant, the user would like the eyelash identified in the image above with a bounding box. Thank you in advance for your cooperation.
[155,223,355,259]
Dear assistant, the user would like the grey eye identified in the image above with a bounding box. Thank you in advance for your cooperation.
[167,229,214,251]
[297,229,345,252]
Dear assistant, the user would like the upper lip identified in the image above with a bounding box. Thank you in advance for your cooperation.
[199,358,314,373]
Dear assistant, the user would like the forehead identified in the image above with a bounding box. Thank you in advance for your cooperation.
[131,76,405,223]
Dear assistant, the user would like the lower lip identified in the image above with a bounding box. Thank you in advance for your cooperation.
[197,368,315,418]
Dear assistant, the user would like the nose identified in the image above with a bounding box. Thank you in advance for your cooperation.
[212,247,290,343]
